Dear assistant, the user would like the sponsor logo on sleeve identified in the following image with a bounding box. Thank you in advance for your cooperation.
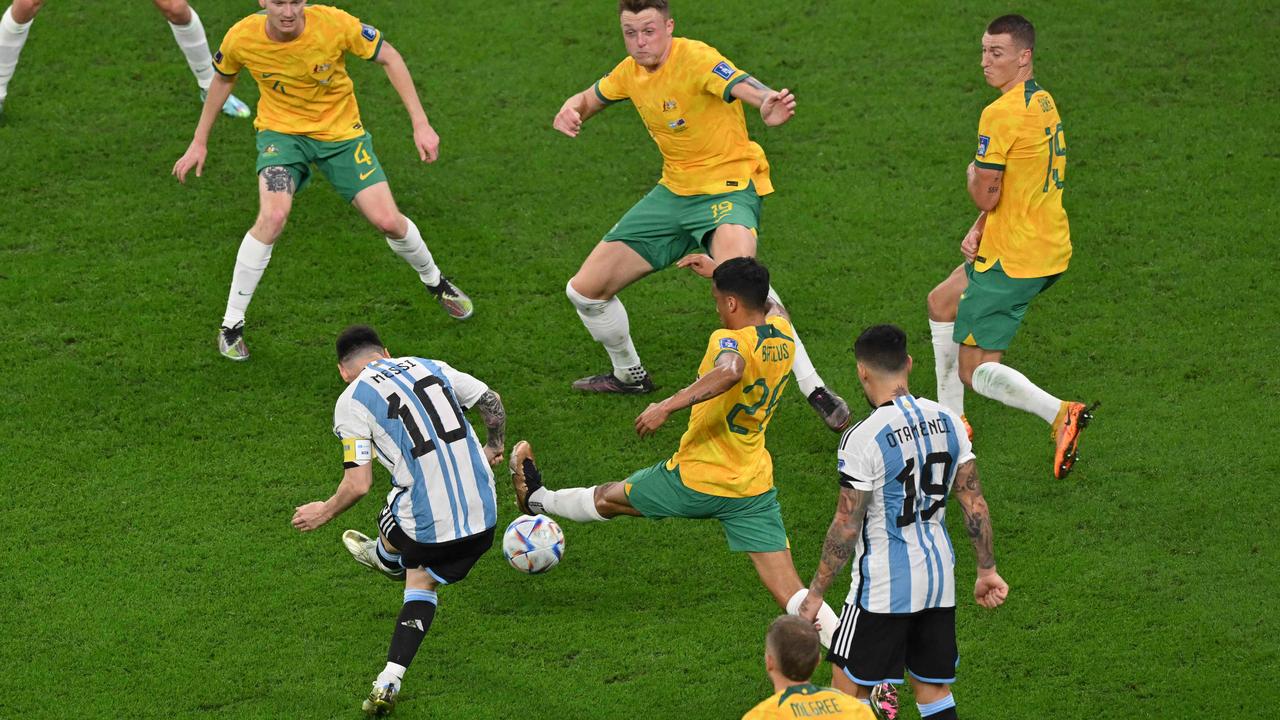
[719,337,739,350]
[977,135,990,157]
[214,50,223,64]
[361,24,378,41]
[712,61,734,80]
[838,458,846,470]
[343,438,374,463]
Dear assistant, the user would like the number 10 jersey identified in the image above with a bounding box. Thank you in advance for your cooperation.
[333,357,497,545]
[837,395,975,614]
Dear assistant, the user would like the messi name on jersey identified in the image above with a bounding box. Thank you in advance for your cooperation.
[368,358,420,384]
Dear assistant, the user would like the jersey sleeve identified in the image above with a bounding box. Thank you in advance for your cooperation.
[593,57,631,104]
[837,432,884,492]
[694,44,751,102]
[433,361,491,410]
[706,328,746,366]
[212,28,242,77]
[975,102,1016,170]
[333,392,375,469]
[336,8,384,60]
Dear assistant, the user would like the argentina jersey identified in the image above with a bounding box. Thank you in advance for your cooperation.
[333,357,497,544]
[837,395,976,614]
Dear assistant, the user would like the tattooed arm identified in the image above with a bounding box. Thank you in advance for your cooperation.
[634,351,745,438]
[951,459,1009,608]
[967,161,1004,211]
[796,487,873,622]
[728,76,796,127]
[471,390,506,467]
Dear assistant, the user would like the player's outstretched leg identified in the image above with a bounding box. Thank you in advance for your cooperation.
[928,264,971,439]
[157,1,250,118]
[510,441,636,520]
[0,1,40,117]
[565,242,655,394]
[342,530,407,581]
[365,576,438,716]
[960,348,1096,478]
[762,287,850,432]
[354,184,473,320]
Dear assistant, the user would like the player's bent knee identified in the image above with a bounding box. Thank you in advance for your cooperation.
[927,285,956,321]
[566,278,611,309]
[152,0,191,24]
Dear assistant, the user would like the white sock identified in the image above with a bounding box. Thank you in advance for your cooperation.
[167,7,215,91]
[375,662,407,690]
[767,286,823,396]
[386,217,441,287]
[565,281,645,383]
[222,232,273,328]
[0,6,35,101]
[528,486,606,523]
[785,589,840,648]
[970,361,1062,425]
[929,320,965,416]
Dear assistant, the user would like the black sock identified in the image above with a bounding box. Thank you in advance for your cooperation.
[923,708,957,720]
[388,592,437,667]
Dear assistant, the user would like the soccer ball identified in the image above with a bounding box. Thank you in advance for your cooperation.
[502,514,565,574]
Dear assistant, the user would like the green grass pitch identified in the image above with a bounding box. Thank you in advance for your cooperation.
[1,1,1277,718]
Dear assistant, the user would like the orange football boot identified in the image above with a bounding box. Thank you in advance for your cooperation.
[1052,401,1099,479]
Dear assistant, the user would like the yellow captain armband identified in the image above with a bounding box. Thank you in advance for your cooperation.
[342,437,373,467]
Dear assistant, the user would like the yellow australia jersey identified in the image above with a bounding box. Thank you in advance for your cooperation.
[213,5,384,142]
[668,315,794,498]
[595,37,773,197]
[742,684,873,720]
[972,79,1071,278]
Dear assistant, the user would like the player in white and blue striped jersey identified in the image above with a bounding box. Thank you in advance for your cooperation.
[291,325,505,717]
[797,325,1007,720]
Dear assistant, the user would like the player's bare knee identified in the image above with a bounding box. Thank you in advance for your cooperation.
[13,0,44,20]
[371,212,405,237]
[253,209,289,242]
[152,0,191,24]
[567,277,612,307]
[927,284,956,321]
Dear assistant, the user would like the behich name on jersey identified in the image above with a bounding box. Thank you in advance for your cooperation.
[368,359,420,384]
[882,415,958,448]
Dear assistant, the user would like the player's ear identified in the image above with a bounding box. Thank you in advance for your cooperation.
[380,346,391,359]
[906,354,913,374]
[764,650,775,673]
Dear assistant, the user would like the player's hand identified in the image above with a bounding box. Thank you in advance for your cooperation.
[413,121,440,163]
[795,593,823,624]
[484,445,504,468]
[759,88,796,127]
[676,254,717,278]
[635,401,672,438]
[974,568,1008,608]
[291,501,332,532]
[172,141,207,184]
[553,105,583,138]
[960,224,982,263]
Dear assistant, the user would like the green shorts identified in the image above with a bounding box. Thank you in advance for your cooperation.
[255,130,388,203]
[954,261,1061,350]
[602,182,763,270]
[623,460,788,553]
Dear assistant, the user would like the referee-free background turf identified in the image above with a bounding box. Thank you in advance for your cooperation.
[1,1,1276,717]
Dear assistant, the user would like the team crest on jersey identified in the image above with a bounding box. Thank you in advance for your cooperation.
[719,338,738,350]
[663,99,678,112]
[712,61,734,80]
[977,135,990,157]
[361,24,378,41]
[313,63,331,73]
